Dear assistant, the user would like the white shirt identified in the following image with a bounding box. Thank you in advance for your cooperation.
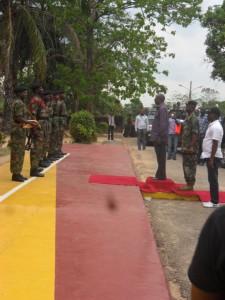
[201,120,223,159]
[135,114,149,131]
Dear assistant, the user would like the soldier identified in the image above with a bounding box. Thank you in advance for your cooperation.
[57,90,68,156]
[28,83,47,177]
[41,90,54,164]
[179,100,199,191]
[48,91,62,160]
[10,86,38,182]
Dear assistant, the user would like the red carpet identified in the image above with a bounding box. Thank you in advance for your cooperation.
[89,175,225,203]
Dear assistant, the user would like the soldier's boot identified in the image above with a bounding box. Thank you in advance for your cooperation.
[39,160,50,168]
[38,167,44,172]
[30,168,45,177]
[21,175,28,180]
[12,174,25,182]
[179,184,194,191]
[48,154,58,161]
[59,151,67,156]
[43,157,52,164]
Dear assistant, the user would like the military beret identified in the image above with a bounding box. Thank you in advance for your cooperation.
[187,100,197,107]
[208,107,220,117]
[13,86,27,93]
[43,90,52,96]
[31,82,42,90]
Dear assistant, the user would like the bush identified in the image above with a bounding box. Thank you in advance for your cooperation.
[96,121,108,134]
[69,110,97,144]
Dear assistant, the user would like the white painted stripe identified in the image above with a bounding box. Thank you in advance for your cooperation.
[0,153,70,203]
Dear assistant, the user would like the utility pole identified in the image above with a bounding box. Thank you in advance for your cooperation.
[189,81,192,100]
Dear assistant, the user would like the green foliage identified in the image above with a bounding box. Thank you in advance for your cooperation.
[202,3,225,81]
[96,122,108,134]
[69,110,96,143]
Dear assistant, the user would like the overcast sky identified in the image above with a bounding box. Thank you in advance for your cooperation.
[140,0,224,107]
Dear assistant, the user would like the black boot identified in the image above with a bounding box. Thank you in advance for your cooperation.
[39,160,50,168]
[12,174,25,182]
[30,169,45,177]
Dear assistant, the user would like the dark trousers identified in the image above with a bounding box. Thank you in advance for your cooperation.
[206,157,221,204]
[108,125,114,140]
[153,141,166,179]
[137,129,147,150]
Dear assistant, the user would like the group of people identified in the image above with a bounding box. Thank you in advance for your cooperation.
[140,94,224,208]
[10,83,68,182]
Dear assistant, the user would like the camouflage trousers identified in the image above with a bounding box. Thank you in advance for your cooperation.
[42,126,51,158]
[182,152,197,186]
[10,131,26,174]
[56,124,65,152]
[30,128,44,170]
[49,125,59,155]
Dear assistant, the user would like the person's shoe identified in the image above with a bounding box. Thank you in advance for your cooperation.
[21,175,28,180]
[173,157,176,160]
[37,167,44,172]
[12,174,24,182]
[203,201,219,208]
[143,148,146,150]
[167,157,171,160]
[198,162,205,166]
[30,169,45,177]
[179,184,194,191]
[151,177,166,180]
[59,151,67,156]
[39,161,50,168]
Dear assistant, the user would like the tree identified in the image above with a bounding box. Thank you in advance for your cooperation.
[202,2,225,81]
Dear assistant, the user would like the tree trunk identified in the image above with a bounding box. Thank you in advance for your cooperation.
[2,77,13,134]
[86,23,94,113]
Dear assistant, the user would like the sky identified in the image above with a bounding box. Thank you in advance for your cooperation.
[140,0,224,107]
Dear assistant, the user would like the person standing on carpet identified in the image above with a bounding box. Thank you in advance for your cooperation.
[151,94,168,180]
[179,100,199,191]
[188,206,225,299]
[135,109,149,150]
[201,107,223,208]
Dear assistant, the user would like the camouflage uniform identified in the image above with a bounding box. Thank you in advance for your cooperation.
[28,96,48,170]
[42,99,53,159]
[10,97,27,174]
[48,99,60,156]
[181,112,199,186]
[57,100,68,153]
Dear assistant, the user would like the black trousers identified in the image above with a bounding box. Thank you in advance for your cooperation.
[108,125,114,140]
[205,157,221,204]
[153,141,167,179]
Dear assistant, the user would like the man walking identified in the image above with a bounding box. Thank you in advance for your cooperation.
[201,107,223,208]
[135,108,149,150]
[151,94,168,180]
[179,100,199,191]
[197,108,209,166]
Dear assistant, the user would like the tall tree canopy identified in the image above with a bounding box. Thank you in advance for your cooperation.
[0,0,202,132]
[202,2,225,81]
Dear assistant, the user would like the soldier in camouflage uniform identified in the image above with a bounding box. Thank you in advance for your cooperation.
[41,90,54,164]
[57,90,68,156]
[10,86,38,182]
[28,83,48,177]
[48,91,62,160]
[180,100,199,191]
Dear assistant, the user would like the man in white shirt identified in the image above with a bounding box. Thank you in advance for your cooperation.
[201,107,224,208]
[135,109,149,150]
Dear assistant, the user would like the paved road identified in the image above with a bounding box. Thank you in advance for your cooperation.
[124,137,225,300]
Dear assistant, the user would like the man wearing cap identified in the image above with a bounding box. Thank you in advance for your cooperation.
[10,87,38,182]
[179,100,199,191]
[28,83,47,176]
[201,107,223,208]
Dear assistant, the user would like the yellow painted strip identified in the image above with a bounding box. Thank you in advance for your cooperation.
[0,159,56,299]
[142,191,199,201]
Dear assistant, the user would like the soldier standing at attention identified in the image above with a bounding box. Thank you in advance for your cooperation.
[10,86,38,182]
[41,90,53,164]
[28,83,47,177]
[57,90,68,156]
[48,91,62,160]
[179,100,199,191]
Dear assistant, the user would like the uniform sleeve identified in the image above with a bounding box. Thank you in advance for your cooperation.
[188,208,225,293]
[191,116,199,135]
